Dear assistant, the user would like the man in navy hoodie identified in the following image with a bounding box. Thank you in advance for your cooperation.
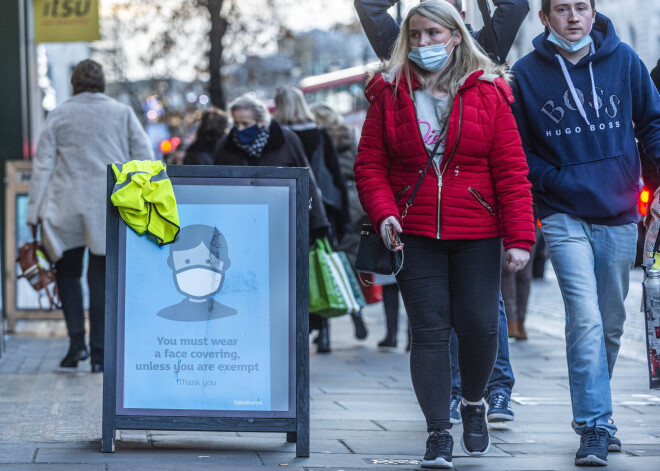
[511,0,660,466]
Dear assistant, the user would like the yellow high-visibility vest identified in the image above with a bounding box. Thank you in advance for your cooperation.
[111,160,180,245]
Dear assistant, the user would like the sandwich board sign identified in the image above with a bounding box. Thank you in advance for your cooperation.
[102,165,310,457]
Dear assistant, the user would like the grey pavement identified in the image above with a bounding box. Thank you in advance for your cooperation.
[0,264,659,470]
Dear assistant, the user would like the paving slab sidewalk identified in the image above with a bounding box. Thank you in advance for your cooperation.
[0,266,659,470]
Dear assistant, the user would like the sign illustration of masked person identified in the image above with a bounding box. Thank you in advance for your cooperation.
[157,224,237,321]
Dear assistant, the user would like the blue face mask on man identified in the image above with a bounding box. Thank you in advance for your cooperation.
[547,23,593,53]
[236,124,260,144]
[408,37,456,72]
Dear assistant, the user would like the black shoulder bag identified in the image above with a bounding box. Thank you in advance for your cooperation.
[354,138,442,278]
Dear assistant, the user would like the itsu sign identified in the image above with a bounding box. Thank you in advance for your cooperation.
[33,0,101,43]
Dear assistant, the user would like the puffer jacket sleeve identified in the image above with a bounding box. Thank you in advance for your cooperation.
[354,91,399,231]
[487,84,535,251]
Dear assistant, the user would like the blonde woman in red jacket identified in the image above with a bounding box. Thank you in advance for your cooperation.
[354,1,534,467]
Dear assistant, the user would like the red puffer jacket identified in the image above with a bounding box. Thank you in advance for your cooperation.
[354,69,535,251]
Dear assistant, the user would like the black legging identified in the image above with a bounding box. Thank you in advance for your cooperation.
[382,283,401,339]
[396,235,500,431]
[55,247,106,363]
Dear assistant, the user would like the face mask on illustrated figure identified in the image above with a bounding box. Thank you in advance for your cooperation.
[175,267,223,299]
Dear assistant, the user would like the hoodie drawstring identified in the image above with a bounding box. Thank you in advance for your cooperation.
[555,43,598,126]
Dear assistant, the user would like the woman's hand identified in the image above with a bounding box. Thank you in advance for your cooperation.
[505,248,530,272]
[379,216,403,251]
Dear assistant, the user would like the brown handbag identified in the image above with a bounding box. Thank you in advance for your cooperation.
[16,225,61,310]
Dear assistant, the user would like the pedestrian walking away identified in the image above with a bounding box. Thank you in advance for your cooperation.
[274,87,354,354]
[311,102,371,344]
[355,0,531,424]
[183,109,228,165]
[354,2,535,467]
[510,0,660,465]
[27,59,155,374]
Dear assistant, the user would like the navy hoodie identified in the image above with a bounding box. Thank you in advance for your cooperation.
[511,13,660,225]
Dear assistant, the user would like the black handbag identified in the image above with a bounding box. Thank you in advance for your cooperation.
[354,139,442,278]
[355,224,403,275]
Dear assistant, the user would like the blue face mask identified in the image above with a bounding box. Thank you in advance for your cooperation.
[408,39,455,72]
[235,124,260,144]
[547,23,593,53]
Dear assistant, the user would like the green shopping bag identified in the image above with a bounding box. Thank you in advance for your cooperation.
[309,238,353,317]
[309,243,329,314]
[335,251,367,309]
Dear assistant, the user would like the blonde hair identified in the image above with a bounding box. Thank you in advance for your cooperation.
[310,103,343,129]
[381,1,507,125]
[272,86,316,125]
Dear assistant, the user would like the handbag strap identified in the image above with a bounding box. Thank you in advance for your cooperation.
[402,137,443,220]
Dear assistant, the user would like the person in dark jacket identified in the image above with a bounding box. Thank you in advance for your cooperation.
[312,102,406,351]
[273,86,351,243]
[354,0,530,62]
[184,109,228,165]
[356,0,529,423]
[354,3,534,465]
[511,1,660,465]
[273,86,365,352]
[213,93,329,239]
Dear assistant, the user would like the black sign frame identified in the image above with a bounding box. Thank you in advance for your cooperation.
[102,165,310,456]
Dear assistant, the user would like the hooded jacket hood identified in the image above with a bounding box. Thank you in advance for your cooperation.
[532,13,619,66]
[511,12,660,226]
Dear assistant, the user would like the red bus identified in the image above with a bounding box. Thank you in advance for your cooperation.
[299,63,378,128]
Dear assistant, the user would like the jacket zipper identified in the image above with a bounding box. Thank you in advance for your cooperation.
[432,160,442,238]
[436,93,464,238]
[468,186,496,216]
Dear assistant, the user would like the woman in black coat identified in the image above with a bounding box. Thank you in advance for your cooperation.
[213,93,330,239]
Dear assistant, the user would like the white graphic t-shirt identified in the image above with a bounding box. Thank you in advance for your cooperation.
[413,90,450,168]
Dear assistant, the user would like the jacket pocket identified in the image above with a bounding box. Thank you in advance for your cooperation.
[394,184,411,203]
[468,187,495,216]
[552,155,640,219]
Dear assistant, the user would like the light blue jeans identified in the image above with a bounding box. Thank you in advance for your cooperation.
[540,213,637,436]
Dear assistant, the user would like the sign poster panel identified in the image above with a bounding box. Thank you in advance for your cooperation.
[119,181,293,415]
[33,0,101,43]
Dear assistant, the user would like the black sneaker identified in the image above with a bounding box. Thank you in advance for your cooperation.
[575,427,608,466]
[459,401,490,455]
[421,430,453,469]
[487,391,514,422]
[607,435,621,452]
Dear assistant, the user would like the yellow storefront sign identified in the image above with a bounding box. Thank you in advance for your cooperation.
[33,0,100,43]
